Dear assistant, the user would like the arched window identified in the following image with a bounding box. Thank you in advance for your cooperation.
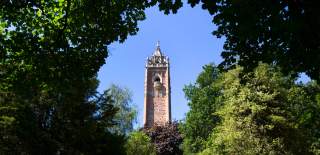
[154,76,161,82]
[153,75,162,97]
[153,74,162,83]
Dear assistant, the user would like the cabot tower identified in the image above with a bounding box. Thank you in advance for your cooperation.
[143,42,171,127]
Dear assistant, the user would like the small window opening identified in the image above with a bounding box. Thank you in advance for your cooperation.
[154,76,161,82]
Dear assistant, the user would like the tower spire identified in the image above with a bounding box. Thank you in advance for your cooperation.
[153,41,162,56]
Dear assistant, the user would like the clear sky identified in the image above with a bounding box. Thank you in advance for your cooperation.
[97,3,223,128]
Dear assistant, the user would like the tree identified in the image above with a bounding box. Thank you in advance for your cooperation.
[144,122,183,155]
[116,0,319,80]
[186,0,320,81]
[107,84,137,135]
[0,0,185,153]
[180,64,222,153]
[301,82,320,154]
[125,131,156,155]
[1,0,180,153]
[0,75,128,154]
[201,63,318,155]
[0,0,146,152]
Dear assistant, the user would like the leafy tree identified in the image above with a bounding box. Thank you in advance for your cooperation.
[125,131,156,155]
[201,63,318,155]
[107,84,137,135]
[0,75,128,154]
[0,0,145,152]
[144,122,183,155]
[185,0,320,81]
[180,64,222,153]
[302,82,320,154]
[0,0,182,153]
[120,0,319,80]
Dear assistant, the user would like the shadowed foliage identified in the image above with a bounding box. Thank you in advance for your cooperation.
[143,122,183,155]
[186,0,320,81]
[0,0,182,153]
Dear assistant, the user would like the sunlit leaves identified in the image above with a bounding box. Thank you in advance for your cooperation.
[202,63,318,154]
[106,84,137,135]
[180,64,222,153]
[125,131,156,155]
[0,0,164,153]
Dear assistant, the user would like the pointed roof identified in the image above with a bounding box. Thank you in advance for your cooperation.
[153,41,162,56]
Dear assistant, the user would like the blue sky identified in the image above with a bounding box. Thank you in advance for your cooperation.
[97,4,224,128]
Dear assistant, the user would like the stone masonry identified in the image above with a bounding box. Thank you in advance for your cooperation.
[143,42,171,128]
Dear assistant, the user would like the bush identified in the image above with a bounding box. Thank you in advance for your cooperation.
[125,131,156,155]
[143,122,183,155]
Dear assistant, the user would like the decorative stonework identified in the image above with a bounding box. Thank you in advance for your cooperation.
[143,42,171,128]
[146,46,169,68]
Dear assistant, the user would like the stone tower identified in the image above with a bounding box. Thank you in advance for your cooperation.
[143,42,171,127]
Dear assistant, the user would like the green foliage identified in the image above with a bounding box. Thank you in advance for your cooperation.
[201,63,318,155]
[301,82,320,155]
[125,131,156,155]
[0,0,187,153]
[130,0,320,80]
[1,0,177,153]
[186,0,320,81]
[0,76,128,154]
[2,0,319,154]
[180,64,222,153]
[107,84,137,135]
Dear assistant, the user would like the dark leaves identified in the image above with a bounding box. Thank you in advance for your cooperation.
[190,0,320,81]
[143,122,183,155]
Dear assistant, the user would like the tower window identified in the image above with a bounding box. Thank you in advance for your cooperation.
[154,76,161,82]
[153,75,162,97]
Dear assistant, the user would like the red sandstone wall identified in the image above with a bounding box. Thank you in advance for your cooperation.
[145,68,169,127]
